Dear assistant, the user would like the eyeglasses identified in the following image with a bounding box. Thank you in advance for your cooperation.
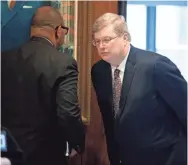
[92,36,119,47]
[55,25,69,35]
[32,23,69,35]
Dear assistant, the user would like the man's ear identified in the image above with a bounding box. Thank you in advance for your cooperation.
[55,30,58,39]
[123,33,128,46]
[123,33,127,40]
[55,26,61,39]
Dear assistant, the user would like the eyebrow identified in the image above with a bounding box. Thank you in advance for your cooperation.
[95,36,116,40]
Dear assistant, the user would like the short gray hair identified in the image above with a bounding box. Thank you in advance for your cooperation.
[92,13,131,42]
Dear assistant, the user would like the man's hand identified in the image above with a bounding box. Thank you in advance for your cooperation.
[70,149,78,158]
[1,157,11,165]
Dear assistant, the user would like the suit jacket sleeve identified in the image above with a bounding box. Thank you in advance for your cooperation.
[154,57,187,134]
[56,58,85,153]
[91,65,121,165]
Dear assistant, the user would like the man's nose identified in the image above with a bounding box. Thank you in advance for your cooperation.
[98,41,105,49]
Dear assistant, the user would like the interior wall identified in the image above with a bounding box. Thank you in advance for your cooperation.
[71,1,118,165]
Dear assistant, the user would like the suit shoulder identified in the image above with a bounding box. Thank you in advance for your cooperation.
[92,59,107,73]
[2,48,19,57]
[55,51,77,69]
[1,48,20,64]
[31,42,75,68]
[134,46,168,67]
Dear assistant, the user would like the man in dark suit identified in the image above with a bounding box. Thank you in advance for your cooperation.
[2,6,85,165]
[91,13,187,165]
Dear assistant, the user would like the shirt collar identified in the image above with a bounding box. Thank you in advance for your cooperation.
[40,37,54,46]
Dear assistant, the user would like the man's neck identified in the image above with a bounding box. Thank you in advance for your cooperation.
[31,29,56,47]
[111,56,125,67]
[111,44,130,67]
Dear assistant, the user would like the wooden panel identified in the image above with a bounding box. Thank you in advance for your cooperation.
[70,1,118,165]
[91,1,118,63]
[77,1,118,124]
[76,1,92,124]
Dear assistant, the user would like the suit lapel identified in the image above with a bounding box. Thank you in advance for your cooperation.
[118,46,137,117]
[103,61,113,106]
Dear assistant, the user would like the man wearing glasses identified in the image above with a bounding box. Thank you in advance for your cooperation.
[91,13,187,165]
[2,6,85,165]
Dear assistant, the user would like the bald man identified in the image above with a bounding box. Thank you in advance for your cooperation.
[2,6,85,165]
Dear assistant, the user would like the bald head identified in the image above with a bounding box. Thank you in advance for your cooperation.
[32,6,63,29]
[31,6,66,49]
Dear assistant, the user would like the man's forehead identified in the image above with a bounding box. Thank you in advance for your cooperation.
[94,25,116,39]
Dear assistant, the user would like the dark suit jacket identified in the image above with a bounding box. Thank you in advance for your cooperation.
[2,37,85,165]
[91,45,187,165]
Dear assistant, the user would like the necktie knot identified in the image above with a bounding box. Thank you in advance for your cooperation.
[114,69,120,79]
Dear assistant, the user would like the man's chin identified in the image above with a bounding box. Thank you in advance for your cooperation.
[101,56,113,64]
[100,52,109,56]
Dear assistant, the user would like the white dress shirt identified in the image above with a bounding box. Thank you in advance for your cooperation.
[111,46,130,83]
